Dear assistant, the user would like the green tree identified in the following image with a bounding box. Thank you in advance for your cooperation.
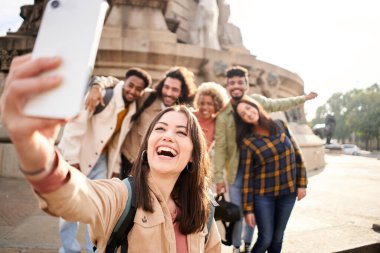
[311,83,380,150]
[345,84,380,150]
[312,92,351,142]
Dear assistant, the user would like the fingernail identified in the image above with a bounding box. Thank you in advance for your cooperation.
[48,56,61,63]
[47,75,61,83]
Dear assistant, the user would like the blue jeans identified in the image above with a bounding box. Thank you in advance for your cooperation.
[59,154,107,253]
[251,193,296,253]
[229,167,255,248]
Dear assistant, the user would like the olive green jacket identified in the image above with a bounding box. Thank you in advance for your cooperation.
[213,94,306,184]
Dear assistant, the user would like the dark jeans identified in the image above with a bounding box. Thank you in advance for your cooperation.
[252,193,296,253]
[230,166,254,247]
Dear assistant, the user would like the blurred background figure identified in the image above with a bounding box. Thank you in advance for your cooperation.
[325,114,336,144]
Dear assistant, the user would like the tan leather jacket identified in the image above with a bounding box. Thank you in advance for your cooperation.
[36,161,221,253]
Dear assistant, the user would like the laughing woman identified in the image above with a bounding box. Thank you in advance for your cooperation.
[235,96,307,253]
[0,55,221,253]
[193,82,228,150]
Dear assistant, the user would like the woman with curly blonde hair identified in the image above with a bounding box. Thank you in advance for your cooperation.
[193,82,229,150]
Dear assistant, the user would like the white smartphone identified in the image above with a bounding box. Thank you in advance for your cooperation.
[23,0,109,119]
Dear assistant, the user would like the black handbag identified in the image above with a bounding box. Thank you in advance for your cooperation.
[214,194,242,222]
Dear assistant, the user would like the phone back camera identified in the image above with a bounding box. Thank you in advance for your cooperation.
[51,0,60,8]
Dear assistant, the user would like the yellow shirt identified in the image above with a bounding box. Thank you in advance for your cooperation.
[103,107,129,154]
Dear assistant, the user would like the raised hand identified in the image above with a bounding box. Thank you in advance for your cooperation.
[305,91,318,101]
[0,54,66,175]
[84,85,104,113]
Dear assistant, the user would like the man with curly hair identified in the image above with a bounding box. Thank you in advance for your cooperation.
[87,66,197,178]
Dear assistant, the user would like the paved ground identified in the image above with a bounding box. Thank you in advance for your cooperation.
[0,153,379,253]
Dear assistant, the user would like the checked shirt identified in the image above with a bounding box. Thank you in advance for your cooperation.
[240,121,307,214]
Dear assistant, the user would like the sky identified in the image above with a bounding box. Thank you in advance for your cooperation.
[229,0,380,120]
[1,0,380,120]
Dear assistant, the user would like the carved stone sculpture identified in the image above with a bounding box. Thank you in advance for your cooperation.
[189,0,221,50]
[17,0,47,35]
[217,0,245,49]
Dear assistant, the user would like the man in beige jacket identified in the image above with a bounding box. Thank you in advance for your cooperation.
[57,67,151,253]
[87,66,197,178]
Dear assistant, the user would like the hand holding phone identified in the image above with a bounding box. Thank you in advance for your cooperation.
[23,0,109,119]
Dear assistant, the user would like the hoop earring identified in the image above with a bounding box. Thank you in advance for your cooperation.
[185,162,194,173]
[141,150,148,163]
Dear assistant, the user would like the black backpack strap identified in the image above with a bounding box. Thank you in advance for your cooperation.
[93,88,114,115]
[105,177,136,253]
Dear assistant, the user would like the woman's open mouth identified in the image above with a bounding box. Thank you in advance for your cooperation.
[156,146,178,158]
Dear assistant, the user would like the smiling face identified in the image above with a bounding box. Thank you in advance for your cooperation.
[197,95,216,119]
[161,77,182,107]
[122,75,146,103]
[226,76,248,101]
[147,111,193,177]
[237,102,260,125]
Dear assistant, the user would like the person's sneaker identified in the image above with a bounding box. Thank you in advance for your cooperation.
[232,246,240,253]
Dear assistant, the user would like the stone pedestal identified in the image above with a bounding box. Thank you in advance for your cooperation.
[288,123,326,171]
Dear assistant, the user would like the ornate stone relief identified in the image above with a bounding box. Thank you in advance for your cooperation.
[250,67,265,86]
[0,49,19,72]
[267,72,278,87]
[213,60,228,77]
[111,0,168,10]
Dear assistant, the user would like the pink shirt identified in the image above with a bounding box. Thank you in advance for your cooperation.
[171,208,189,253]
[194,111,216,149]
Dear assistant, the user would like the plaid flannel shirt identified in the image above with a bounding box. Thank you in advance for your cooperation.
[240,122,307,214]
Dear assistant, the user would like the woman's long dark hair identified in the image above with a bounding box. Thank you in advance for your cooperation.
[131,106,211,234]
[235,96,279,148]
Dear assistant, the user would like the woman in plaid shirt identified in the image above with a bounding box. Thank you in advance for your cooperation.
[235,96,307,253]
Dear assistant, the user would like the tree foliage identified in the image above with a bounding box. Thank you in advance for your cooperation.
[311,84,380,150]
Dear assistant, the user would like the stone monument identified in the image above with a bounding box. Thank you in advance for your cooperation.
[188,0,220,50]
[0,0,325,178]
